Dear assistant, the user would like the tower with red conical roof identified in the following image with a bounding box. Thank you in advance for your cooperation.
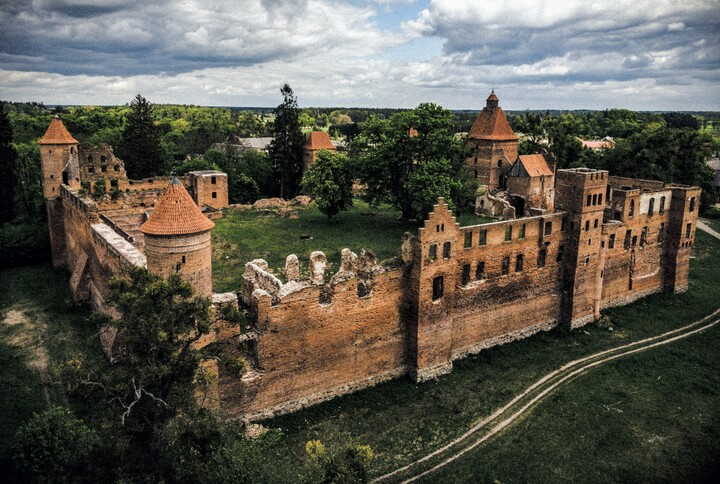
[39,115,80,267]
[466,91,519,190]
[139,177,215,297]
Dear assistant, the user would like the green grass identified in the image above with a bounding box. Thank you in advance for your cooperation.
[246,230,720,481]
[211,199,495,293]
[0,265,97,478]
[211,200,416,292]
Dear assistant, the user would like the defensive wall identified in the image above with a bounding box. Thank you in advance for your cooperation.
[232,168,700,420]
[40,116,701,422]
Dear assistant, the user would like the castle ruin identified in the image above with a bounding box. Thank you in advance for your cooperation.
[40,101,701,420]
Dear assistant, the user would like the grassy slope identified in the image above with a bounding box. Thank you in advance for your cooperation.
[0,266,96,476]
[252,231,720,481]
[211,200,493,293]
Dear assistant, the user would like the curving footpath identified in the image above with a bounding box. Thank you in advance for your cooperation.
[374,308,720,483]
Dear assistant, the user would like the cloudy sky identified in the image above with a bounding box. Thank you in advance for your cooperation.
[1,0,719,110]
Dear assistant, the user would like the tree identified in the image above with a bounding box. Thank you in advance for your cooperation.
[117,95,165,178]
[351,103,473,220]
[268,84,304,198]
[301,150,353,221]
[13,406,100,483]
[61,267,215,479]
[0,102,18,225]
[601,125,716,210]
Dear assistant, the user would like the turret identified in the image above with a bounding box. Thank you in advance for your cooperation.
[139,178,215,297]
[39,115,79,267]
[466,91,519,190]
[39,115,80,198]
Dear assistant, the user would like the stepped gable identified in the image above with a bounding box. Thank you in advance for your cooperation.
[515,154,553,177]
[468,93,518,141]
[139,177,214,236]
[38,115,79,145]
[303,131,336,150]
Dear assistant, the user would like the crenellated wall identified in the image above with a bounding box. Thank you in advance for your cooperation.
[230,169,701,420]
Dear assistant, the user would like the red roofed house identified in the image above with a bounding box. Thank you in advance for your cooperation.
[506,154,556,215]
[466,91,519,190]
[303,131,336,171]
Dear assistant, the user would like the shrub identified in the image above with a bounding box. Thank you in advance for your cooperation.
[0,222,50,268]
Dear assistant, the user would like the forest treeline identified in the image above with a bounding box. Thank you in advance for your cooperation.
[1,99,718,268]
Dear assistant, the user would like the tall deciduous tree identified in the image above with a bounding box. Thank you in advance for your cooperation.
[351,103,473,220]
[301,150,353,221]
[268,84,304,198]
[117,95,165,178]
[0,102,18,225]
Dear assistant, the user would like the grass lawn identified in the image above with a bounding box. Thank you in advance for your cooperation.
[246,230,720,482]
[211,199,493,293]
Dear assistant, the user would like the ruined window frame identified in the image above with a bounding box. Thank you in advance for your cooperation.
[432,276,444,301]
[518,224,526,240]
[515,254,524,272]
[658,223,665,243]
[461,264,471,286]
[475,261,485,280]
[648,198,654,216]
[628,199,635,217]
[443,241,452,259]
[689,197,696,212]
[479,229,487,246]
[641,226,648,247]
[464,231,472,248]
[624,230,632,250]
[537,248,547,268]
[609,234,616,249]
[659,196,665,214]
[428,244,437,261]
[544,222,552,236]
[504,226,512,242]
[501,256,510,275]
[686,223,692,238]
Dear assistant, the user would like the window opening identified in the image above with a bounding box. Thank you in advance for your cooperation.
[501,256,510,275]
[464,232,472,248]
[476,262,485,279]
[432,276,444,301]
[537,249,547,268]
[518,224,525,239]
[462,264,471,285]
[545,222,552,236]
[504,226,512,241]
[443,241,451,259]
[479,229,487,246]
[428,244,437,261]
[515,254,524,272]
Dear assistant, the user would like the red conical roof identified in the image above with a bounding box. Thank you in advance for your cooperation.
[38,115,78,145]
[139,178,214,236]
[487,91,499,102]
[303,131,336,150]
[468,106,518,141]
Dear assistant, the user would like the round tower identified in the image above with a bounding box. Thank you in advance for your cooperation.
[139,177,215,297]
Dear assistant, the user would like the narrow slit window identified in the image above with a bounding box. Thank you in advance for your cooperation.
[432,276,444,301]
[462,264,471,285]
[479,229,487,246]
[464,232,472,248]
[515,254,524,272]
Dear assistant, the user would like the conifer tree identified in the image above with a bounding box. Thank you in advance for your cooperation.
[268,84,304,198]
[117,95,165,179]
[0,102,18,225]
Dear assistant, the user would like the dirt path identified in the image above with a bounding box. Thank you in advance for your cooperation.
[698,220,720,241]
[374,308,720,483]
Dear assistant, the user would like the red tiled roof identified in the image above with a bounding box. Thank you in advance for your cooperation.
[303,131,336,151]
[487,91,499,102]
[38,116,78,145]
[139,178,214,236]
[468,106,518,141]
[518,154,553,177]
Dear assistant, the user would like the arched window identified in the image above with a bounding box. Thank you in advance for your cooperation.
[648,198,655,216]
[659,196,666,214]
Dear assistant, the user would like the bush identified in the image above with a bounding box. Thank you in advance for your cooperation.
[12,406,100,483]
